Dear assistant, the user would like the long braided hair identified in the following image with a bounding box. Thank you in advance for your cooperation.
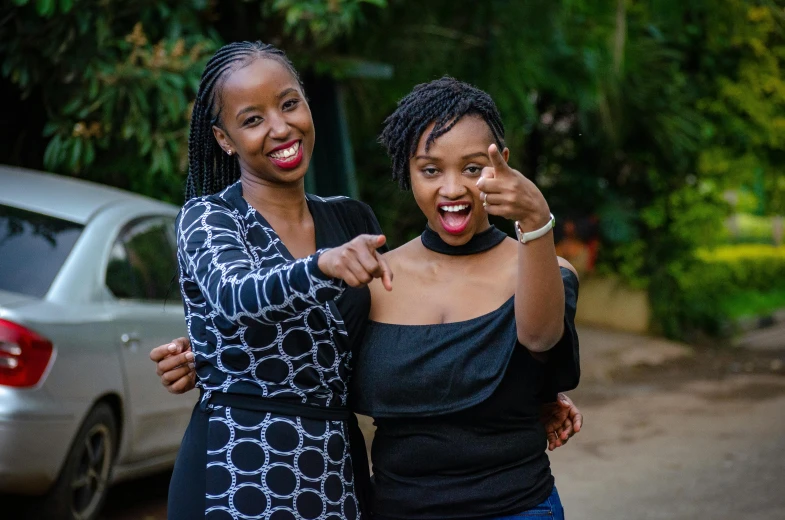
[378,76,506,190]
[185,41,303,200]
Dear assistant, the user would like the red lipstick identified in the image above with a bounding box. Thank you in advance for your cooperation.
[267,139,303,170]
[437,201,473,235]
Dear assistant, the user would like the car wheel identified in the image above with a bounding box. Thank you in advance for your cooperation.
[42,402,118,520]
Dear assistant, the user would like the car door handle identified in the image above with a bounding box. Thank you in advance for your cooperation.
[120,333,141,346]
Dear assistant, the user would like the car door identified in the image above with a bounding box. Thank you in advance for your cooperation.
[105,216,195,461]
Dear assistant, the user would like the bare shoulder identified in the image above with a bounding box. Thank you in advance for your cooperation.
[383,237,425,268]
[557,256,579,280]
[492,239,577,280]
[369,237,424,299]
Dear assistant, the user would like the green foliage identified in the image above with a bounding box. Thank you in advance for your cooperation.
[341,0,785,339]
[722,213,778,244]
[666,245,785,337]
[698,1,785,216]
[266,0,386,46]
[2,0,784,339]
[718,287,785,319]
[0,0,384,201]
[1,0,218,200]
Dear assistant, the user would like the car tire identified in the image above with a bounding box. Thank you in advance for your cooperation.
[40,402,118,520]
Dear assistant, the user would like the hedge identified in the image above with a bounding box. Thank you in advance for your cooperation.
[666,245,785,337]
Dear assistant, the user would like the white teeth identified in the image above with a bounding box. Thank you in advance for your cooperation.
[270,141,300,159]
[441,204,469,212]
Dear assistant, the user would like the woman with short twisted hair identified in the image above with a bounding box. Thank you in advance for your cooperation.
[354,76,580,519]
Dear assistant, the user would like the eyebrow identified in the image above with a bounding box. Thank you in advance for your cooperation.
[277,87,298,99]
[413,151,488,161]
[461,151,488,160]
[236,106,259,119]
[234,88,300,120]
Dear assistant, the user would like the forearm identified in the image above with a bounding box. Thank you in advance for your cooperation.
[178,201,344,325]
[200,249,343,323]
[514,231,565,352]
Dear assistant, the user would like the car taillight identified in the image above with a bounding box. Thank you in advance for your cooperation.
[0,319,54,388]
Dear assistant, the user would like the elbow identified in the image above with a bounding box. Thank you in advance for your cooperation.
[518,322,565,353]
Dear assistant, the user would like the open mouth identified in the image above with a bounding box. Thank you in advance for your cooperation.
[267,140,303,170]
[437,201,472,235]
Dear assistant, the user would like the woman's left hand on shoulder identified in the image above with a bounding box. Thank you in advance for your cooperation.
[476,144,551,231]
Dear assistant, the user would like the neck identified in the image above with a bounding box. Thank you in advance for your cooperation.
[240,172,309,224]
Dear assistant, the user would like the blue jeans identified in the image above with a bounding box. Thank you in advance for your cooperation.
[488,487,565,519]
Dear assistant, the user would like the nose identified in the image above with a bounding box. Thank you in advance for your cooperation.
[267,111,290,140]
[438,171,469,199]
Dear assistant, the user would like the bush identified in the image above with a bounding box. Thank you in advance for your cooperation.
[721,214,776,245]
[665,245,785,338]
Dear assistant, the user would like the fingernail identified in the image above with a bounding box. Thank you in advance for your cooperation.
[185,351,194,361]
[188,362,195,370]
[167,343,177,352]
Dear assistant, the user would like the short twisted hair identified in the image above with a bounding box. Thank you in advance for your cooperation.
[185,41,302,200]
[378,76,506,190]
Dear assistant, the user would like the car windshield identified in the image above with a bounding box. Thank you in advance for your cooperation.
[0,204,84,298]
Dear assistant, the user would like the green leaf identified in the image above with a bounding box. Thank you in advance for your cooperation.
[166,74,185,89]
[69,138,83,171]
[35,0,55,17]
[159,149,173,174]
[59,0,73,13]
[132,87,150,115]
[43,135,61,170]
[62,97,82,116]
[140,138,152,156]
[42,121,59,137]
[84,140,96,166]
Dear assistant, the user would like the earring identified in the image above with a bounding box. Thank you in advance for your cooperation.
[226,149,233,156]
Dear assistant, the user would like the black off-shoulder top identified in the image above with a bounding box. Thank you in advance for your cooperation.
[351,267,580,519]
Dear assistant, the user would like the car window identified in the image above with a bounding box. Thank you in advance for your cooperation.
[106,217,178,301]
[0,204,84,298]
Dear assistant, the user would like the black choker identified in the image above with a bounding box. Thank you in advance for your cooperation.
[421,225,507,256]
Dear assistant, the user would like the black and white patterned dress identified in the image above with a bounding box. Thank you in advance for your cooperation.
[168,181,381,520]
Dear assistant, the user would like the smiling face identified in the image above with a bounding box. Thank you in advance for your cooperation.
[212,57,315,186]
[410,115,509,245]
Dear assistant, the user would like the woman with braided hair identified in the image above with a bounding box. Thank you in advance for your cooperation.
[165,40,393,519]
[154,47,582,519]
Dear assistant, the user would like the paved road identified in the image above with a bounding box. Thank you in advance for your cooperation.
[736,321,785,350]
[551,374,785,519]
[0,322,718,518]
[94,344,785,520]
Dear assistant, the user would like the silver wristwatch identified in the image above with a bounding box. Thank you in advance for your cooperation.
[514,213,555,244]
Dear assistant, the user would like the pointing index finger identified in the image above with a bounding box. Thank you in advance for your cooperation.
[488,143,508,174]
[366,234,387,251]
[376,251,394,291]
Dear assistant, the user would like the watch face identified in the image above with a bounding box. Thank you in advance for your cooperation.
[514,221,525,242]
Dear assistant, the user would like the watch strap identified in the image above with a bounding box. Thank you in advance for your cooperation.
[515,213,555,244]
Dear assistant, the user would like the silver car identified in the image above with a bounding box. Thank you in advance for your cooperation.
[0,166,195,519]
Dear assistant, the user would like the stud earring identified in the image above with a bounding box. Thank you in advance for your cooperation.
[226,150,233,156]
